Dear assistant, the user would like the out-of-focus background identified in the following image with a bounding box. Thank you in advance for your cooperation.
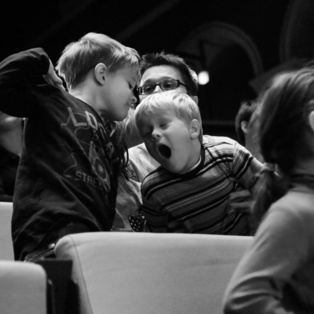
[2,0,314,138]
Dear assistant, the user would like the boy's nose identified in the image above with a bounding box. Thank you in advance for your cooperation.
[151,130,161,141]
[130,95,138,107]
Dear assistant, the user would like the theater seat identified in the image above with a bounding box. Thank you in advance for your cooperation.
[0,260,47,314]
[0,202,14,260]
[55,232,252,314]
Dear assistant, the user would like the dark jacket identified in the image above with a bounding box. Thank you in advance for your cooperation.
[0,48,119,260]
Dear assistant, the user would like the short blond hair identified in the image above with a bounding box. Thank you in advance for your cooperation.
[135,91,203,140]
[56,32,140,89]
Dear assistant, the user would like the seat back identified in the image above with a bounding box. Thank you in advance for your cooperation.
[55,232,252,314]
[0,202,14,260]
[0,260,47,314]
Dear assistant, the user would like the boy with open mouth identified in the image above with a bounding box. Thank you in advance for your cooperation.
[134,91,264,234]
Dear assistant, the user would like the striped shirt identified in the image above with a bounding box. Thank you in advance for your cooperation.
[141,136,264,235]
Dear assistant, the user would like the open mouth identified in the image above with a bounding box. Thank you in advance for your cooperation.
[158,144,171,159]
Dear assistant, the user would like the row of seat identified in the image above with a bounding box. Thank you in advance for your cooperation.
[0,202,47,314]
[0,202,253,313]
[0,202,14,260]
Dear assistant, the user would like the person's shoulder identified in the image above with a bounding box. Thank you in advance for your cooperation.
[265,189,314,230]
[128,143,154,164]
[203,134,237,146]
[253,191,314,250]
[141,166,168,193]
[143,165,167,181]
[128,143,160,180]
[277,188,314,215]
[202,135,239,155]
[203,135,258,163]
[128,143,148,157]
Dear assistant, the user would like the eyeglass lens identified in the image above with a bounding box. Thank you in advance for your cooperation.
[140,79,179,95]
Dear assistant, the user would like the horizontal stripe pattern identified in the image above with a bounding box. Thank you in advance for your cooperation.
[141,136,264,234]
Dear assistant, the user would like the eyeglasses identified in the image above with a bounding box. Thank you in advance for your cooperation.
[138,79,188,95]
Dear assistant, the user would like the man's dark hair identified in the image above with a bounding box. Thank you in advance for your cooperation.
[140,52,199,96]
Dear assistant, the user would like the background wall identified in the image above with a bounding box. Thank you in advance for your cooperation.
[1,0,313,139]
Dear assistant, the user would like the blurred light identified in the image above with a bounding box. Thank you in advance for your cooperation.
[198,70,210,85]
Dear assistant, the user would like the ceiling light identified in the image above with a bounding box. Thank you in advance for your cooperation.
[198,70,210,85]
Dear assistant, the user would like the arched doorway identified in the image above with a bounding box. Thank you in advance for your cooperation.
[280,0,314,62]
[176,22,263,138]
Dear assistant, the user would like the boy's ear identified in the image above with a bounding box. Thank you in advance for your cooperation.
[308,111,314,132]
[190,119,201,139]
[94,63,107,85]
[240,121,248,134]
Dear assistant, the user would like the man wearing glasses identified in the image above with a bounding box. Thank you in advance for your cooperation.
[127,52,200,181]
[117,52,255,232]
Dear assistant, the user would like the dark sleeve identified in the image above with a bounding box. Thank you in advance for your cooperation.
[0,48,50,117]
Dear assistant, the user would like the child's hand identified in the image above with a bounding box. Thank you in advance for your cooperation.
[43,60,65,90]
[229,189,254,214]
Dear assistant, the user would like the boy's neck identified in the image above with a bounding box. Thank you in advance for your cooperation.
[70,82,101,111]
[179,144,202,174]
[70,87,92,106]
[188,154,202,171]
